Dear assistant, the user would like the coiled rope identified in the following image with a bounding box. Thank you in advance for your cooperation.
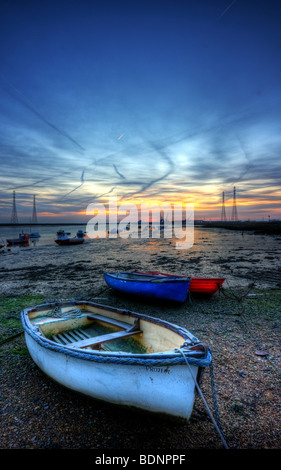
[175,347,229,449]
[49,305,83,319]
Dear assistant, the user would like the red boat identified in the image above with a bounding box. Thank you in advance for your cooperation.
[6,233,30,246]
[55,237,84,246]
[134,270,225,295]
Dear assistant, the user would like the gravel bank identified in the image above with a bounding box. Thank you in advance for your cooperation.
[1,229,281,454]
[0,286,280,451]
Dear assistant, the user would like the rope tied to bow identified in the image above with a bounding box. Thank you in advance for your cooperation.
[175,347,229,449]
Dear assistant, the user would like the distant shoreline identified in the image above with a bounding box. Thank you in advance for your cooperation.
[200,220,281,235]
[1,220,281,235]
[0,223,87,226]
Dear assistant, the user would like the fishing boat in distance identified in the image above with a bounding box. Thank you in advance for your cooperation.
[55,229,85,246]
[134,270,225,296]
[21,300,211,421]
[6,233,30,246]
[104,272,191,303]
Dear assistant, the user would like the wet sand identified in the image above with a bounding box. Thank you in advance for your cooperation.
[0,227,281,452]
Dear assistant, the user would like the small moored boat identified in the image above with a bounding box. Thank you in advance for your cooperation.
[6,233,29,246]
[29,232,41,238]
[55,230,85,246]
[21,300,211,421]
[134,271,225,296]
[57,229,71,236]
[104,272,191,303]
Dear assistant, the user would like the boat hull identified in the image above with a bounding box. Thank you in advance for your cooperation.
[104,272,190,302]
[21,301,210,421]
[134,271,225,295]
[189,277,225,295]
[55,238,84,245]
[24,332,198,420]
[7,233,30,246]
[6,239,29,246]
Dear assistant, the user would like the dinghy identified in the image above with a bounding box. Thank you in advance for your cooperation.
[134,271,225,296]
[21,300,211,421]
[104,272,191,303]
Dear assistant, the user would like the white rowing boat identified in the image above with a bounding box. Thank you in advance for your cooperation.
[21,300,212,420]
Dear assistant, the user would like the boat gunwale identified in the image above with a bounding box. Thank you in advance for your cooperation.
[21,300,205,364]
[133,270,225,283]
[104,272,191,284]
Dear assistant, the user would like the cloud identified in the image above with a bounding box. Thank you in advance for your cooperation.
[220,0,237,18]
[113,164,126,179]
[60,169,86,199]
[0,73,85,152]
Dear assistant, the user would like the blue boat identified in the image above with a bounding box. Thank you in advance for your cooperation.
[104,272,191,303]
[29,232,41,238]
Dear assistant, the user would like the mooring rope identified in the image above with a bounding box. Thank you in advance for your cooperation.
[175,347,229,449]
[49,305,83,319]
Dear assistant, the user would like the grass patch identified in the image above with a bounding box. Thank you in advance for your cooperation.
[0,294,46,343]
[0,294,46,315]
[10,346,29,356]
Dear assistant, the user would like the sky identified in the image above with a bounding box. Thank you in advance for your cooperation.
[0,0,281,223]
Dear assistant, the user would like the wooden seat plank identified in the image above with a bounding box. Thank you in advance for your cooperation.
[70,328,142,349]
[86,313,133,330]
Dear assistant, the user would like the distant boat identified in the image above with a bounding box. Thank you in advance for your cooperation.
[29,232,41,238]
[134,271,225,296]
[104,272,191,302]
[6,233,29,246]
[55,230,85,246]
[76,229,85,239]
[57,229,71,236]
[21,299,212,421]
[0,244,4,250]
